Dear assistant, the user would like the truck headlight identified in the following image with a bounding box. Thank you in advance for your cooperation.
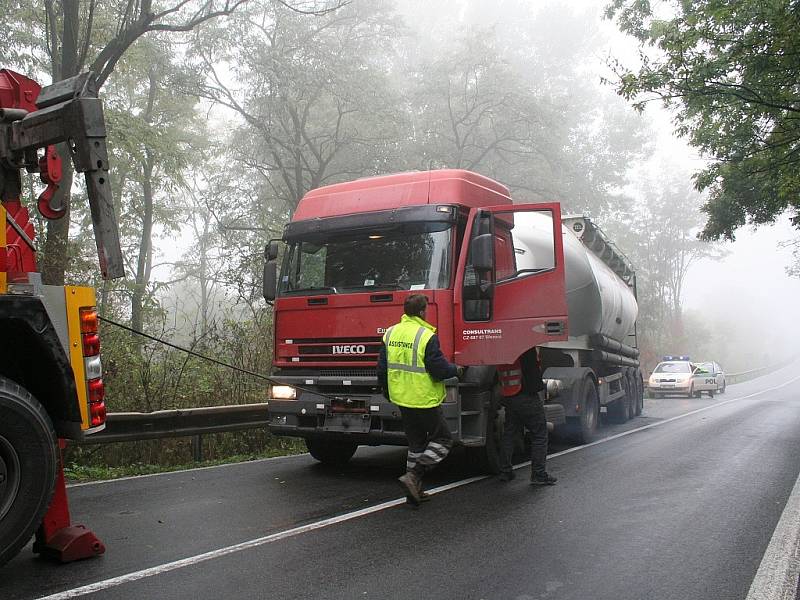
[270,385,296,400]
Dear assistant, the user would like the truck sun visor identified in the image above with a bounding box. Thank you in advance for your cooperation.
[283,205,458,242]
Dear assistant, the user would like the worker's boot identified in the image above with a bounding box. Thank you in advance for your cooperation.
[398,471,423,505]
[498,470,516,482]
[530,471,557,486]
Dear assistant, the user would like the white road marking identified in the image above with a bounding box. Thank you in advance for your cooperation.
[37,373,800,600]
[745,470,800,600]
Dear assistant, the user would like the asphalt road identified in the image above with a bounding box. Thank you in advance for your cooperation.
[3,363,800,600]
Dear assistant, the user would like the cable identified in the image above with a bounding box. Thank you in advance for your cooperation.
[98,316,356,400]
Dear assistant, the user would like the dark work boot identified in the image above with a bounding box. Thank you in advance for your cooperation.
[398,472,423,505]
[530,471,557,486]
[498,471,516,482]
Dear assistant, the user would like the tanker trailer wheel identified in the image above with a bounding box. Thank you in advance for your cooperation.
[607,373,631,424]
[306,439,358,466]
[633,371,644,416]
[566,377,599,444]
[625,370,639,417]
[0,376,58,567]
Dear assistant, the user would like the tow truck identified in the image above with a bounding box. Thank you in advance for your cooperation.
[1,69,123,566]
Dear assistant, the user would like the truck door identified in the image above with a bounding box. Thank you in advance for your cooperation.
[454,203,568,366]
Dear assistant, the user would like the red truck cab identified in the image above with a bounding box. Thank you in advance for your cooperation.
[264,169,570,470]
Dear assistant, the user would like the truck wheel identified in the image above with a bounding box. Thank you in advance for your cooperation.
[633,371,644,416]
[625,371,637,418]
[607,374,631,424]
[566,377,599,444]
[719,381,726,394]
[305,439,358,466]
[0,376,58,567]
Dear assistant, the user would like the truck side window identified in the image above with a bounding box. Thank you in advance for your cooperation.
[495,209,555,282]
[494,227,516,280]
[463,212,493,322]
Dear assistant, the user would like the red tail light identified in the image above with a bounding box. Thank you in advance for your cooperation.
[82,332,101,356]
[80,307,99,334]
[87,377,105,404]
[90,401,106,427]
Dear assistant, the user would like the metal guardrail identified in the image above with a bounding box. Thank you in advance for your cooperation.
[725,366,774,385]
[82,404,269,442]
[82,358,796,457]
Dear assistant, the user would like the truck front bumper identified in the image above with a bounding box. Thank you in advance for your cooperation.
[267,386,465,446]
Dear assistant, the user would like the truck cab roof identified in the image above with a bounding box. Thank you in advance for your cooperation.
[292,169,512,221]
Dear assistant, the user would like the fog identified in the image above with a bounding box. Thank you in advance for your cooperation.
[396,0,799,373]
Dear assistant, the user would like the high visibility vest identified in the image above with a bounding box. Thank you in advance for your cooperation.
[383,314,446,409]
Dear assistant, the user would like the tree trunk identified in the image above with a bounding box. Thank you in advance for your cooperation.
[131,154,154,333]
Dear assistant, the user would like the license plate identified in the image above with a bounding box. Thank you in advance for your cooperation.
[323,414,370,433]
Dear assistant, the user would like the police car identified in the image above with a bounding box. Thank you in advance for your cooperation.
[690,361,726,397]
[647,356,697,398]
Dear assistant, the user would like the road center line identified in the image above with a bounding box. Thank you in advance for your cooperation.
[36,374,800,600]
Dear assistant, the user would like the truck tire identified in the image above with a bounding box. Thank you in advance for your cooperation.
[633,371,644,416]
[305,439,358,466]
[607,373,631,424]
[565,377,599,444]
[0,376,58,567]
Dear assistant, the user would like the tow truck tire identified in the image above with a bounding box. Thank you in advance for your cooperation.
[306,439,358,466]
[0,376,58,567]
[566,377,599,444]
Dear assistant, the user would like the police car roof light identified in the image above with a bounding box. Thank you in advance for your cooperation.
[662,355,691,361]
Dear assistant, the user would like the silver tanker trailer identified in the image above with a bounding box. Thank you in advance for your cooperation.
[511,212,643,443]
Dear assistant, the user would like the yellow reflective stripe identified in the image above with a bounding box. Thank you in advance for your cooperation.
[411,326,426,368]
[387,362,427,373]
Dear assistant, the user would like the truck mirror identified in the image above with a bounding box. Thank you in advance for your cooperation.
[470,233,493,271]
[266,240,280,262]
[263,261,277,301]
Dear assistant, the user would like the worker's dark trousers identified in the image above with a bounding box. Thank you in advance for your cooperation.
[499,393,548,476]
[399,405,453,478]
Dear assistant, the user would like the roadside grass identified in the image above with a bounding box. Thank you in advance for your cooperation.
[64,436,307,483]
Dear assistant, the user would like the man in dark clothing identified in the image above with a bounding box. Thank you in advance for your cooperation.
[377,294,461,505]
[498,350,557,485]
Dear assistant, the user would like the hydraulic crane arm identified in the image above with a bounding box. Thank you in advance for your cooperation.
[0,70,123,279]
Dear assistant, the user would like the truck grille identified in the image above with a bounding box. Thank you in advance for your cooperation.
[319,368,377,378]
[286,337,382,364]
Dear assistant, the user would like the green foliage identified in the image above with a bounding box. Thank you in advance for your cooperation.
[64,435,306,482]
[607,0,800,241]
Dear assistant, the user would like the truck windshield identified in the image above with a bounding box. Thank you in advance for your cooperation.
[279,225,452,295]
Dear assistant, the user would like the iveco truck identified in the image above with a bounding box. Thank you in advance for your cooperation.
[263,169,643,472]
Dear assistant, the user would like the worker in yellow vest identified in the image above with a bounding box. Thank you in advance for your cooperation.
[377,294,462,505]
